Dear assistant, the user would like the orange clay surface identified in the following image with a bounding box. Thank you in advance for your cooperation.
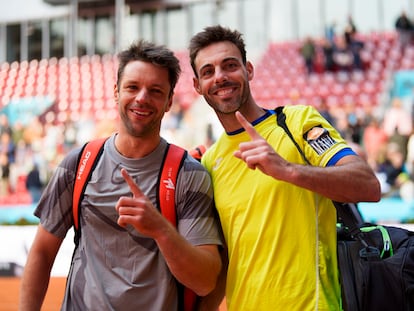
[0,277,227,310]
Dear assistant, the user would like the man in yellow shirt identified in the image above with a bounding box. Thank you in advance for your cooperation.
[189,25,381,310]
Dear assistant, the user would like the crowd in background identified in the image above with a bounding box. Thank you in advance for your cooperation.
[0,111,117,203]
[1,15,414,204]
[319,96,414,202]
[0,90,413,205]
[299,15,364,75]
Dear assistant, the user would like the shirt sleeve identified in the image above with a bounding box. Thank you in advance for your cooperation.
[284,105,356,167]
[34,147,81,239]
[176,155,223,247]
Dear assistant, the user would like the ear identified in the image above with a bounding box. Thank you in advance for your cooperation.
[246,61,254,81]
[193,77,201,95]
[165,94,174,112]
[113,84,119,103]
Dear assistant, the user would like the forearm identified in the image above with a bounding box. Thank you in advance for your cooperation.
[19,253,53,310]
[281,157,381,203]
[19,225,62,311]
[155,223,222,297]
[197,248,227,311]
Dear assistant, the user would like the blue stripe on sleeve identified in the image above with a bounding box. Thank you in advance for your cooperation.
[326,148,357,166]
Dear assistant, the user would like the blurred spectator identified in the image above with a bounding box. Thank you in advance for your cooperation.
[321,38,335,72]
[0,132,15,196]
[395,10,413,50]
[383,97,412,137]
[363,117,388,170]
[25,164,43,203]
[347,32,364,70]
[325,21,337,44]
[377,142,409,197]
[406,130,414,175]
[63,118,77,152]
[0,114,13,137]
[318,98,335,126]
[300,36,316,74]
[383,97,412,159]
[332,36,354,71]
[344,14,357,44]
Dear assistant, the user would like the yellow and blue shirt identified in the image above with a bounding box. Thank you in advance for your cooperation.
[202,105,354,311]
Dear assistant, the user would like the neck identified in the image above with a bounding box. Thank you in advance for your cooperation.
[114,133,161,158]
[220,103,267,133]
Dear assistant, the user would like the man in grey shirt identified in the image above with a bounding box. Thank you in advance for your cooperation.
[19,40,223,311]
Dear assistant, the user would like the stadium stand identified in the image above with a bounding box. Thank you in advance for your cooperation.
[0,30,413,207]
[251,31,401,110]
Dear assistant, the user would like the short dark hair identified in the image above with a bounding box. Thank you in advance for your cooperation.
[188,25,247,77]
[116,40,181,95]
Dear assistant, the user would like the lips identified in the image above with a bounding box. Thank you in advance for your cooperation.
[130,107,151,117]
[216,88,235,96]
[211,82,239,96]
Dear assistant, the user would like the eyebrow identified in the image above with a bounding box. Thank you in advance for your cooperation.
[198,56,240,73]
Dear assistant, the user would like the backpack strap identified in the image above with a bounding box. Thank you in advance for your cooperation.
[275,106,366,236]
[72,140,197,310]
[73,137,107,245]
[157,143,187,226]
[157,143,198,311]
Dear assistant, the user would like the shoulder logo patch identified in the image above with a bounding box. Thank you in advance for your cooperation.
[304,126,336,155]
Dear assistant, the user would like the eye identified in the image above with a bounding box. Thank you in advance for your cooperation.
[125,84,137,90]
[200,67,213,78]
[225,61,239,71]
[150,88,165,96]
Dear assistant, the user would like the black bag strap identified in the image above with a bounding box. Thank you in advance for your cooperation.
[274,106,367,239]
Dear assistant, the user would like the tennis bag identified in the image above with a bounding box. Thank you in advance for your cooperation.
[275,106,414,311]
[337,218,414,311]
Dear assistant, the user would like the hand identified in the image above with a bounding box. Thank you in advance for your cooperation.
[115,168,168,238]
[233,111,290,178]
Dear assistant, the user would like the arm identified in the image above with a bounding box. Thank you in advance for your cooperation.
[197,247,228,311]
[267,154,381,203]
[116,169,222,296]
[19,224,63,311]
[153,224,222,296]
[234,111,381,203]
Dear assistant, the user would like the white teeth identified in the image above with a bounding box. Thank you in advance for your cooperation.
[217,88,233,96]
[132,110,150,116]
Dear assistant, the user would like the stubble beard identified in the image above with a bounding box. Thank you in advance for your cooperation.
[119,105,157,138]
[208,85,250,115]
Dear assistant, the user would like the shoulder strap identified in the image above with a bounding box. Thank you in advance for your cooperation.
[72,140,197,310]
[157,143,187,227]
[73,137,107,244]
[274,106,365,234]
[275,106,310,165]
[157,144,198,311]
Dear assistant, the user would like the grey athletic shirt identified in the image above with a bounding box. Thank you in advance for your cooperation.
[35,134,222,311]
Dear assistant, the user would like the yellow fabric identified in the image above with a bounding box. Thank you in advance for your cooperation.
[202,105,348,310]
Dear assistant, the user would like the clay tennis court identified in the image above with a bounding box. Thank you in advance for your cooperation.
[0,276,227,310]
[0,277,66,311]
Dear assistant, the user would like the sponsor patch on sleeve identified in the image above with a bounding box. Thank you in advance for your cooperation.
[303,126,336,155]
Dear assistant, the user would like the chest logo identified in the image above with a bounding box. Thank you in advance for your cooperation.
[213,157,223,171]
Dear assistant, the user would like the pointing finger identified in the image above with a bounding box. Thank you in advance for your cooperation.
[235,111,262,140]
[121,168,143,198]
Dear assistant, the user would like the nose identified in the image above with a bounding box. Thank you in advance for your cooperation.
[135,88,149,102]
[214,67,228,83]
